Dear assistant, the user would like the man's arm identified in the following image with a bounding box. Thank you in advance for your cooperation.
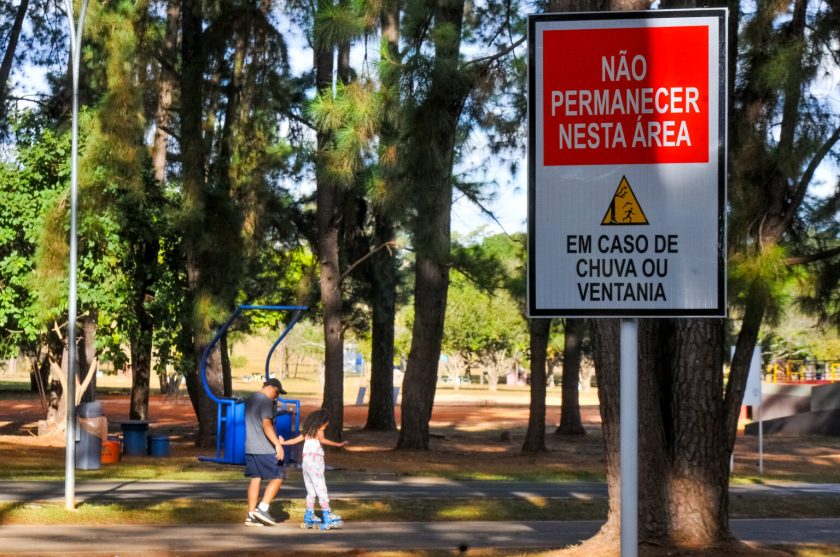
[262,418,285,461]
[280,434,304,445]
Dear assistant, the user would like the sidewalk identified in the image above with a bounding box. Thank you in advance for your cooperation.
[1,519,839,554]
[3,478,840,503]
[0,478,606,503]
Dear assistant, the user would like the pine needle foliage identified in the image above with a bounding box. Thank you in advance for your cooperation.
[310,79,381,187]
[727,0,840,327]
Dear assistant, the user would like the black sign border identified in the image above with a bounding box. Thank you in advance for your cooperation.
[527,9,728,318]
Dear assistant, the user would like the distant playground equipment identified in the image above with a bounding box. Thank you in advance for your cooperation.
[745,360,840,437]
[198,304,307,466]
[765,360,840,384]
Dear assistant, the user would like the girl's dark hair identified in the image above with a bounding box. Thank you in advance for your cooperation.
[302,409,330,437]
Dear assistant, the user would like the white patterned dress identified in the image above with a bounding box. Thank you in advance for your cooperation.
[301,437,329,509]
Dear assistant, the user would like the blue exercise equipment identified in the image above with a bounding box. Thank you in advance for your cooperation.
[198,304,307,465]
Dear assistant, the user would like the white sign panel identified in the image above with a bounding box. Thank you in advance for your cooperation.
[736,346,763,406]
[528,10,727,317]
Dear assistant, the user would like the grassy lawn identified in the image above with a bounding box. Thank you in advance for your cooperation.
[0,497,607,525]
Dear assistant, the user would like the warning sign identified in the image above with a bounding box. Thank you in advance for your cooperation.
[542,25,709,167]
[528,10,727,318]
[601,176,649,225]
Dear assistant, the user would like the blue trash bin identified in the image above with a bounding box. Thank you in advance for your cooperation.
[121,420,150,456]
[148,435,171,457]
[274,410,295,439]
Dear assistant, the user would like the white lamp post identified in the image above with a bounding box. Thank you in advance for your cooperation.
[63,0,90,511]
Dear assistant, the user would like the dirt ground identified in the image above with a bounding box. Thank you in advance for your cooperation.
[1,389,840,481]
[0,391,607,477]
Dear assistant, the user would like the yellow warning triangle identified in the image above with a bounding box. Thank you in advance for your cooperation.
[601,176,649,225]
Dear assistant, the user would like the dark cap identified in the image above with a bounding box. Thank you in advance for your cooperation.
[262,378,287,395]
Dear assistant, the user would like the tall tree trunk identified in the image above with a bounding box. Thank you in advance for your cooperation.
[397,0,466,450]
[128,194,160,420]
[130,307,154,420]
[557,318,585,435]
[365,216,398,431]
[398,254,449,449]
[364,0,401,432]
[78,313,98,403]
[591,320,622,544]
[318,172,344,441]
[180,0,218,448]
[637,319,670,541]
[522,318,551,452]
[31,350,50,407]
[221,334,233,398]
[0,0,28,121]
[314,0,345,440]
[214,15,247,195]
[664,319,730,544]
[151,0,179,183]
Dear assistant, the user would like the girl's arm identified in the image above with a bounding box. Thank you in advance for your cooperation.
[281,434,305,445]
[316,429,349,448]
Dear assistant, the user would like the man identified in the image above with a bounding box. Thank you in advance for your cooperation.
[244,377,288,526]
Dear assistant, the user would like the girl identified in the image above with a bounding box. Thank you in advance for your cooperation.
[283,409,348,529]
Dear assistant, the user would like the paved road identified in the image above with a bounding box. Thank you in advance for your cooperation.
[0,519,838,554]
[0,478,607,503]
[3,478,840,503]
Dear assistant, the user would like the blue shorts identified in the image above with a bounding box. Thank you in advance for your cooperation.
[244,453,287,480]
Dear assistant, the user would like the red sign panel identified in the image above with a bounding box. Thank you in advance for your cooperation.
[542,26,709,166]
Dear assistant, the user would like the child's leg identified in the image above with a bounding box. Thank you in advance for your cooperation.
[302,465,317,510]
[309,466,331,510]
[301,465,323,527]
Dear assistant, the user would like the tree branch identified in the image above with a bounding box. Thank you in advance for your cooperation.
[454,183,517,242]
[283,108,315,131]
[783,125,840,227]
[75,358,98,406]
[784,245,840,266]
[7,95,50,107]
[338,240,399,284]
[464,35,526,68]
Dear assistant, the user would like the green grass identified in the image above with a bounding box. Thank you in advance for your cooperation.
[0,497,606,525]
[0,454,246,481]
[437,470,606,482]
[729,495,840,519]
[0,441,606,482]
[785,546,840,557]
[733,472,840,484]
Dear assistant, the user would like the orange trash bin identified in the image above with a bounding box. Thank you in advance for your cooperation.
[101,440,121,464]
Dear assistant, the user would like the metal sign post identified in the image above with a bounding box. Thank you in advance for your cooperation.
[620,319,638,557]
[63,0,90,512]
[740,346,763,475]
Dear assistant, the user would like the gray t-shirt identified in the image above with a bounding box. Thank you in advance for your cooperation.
[245,391,276,455]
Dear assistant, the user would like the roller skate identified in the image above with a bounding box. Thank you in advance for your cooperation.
[301,509,322,529]
[319,509,343,530]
